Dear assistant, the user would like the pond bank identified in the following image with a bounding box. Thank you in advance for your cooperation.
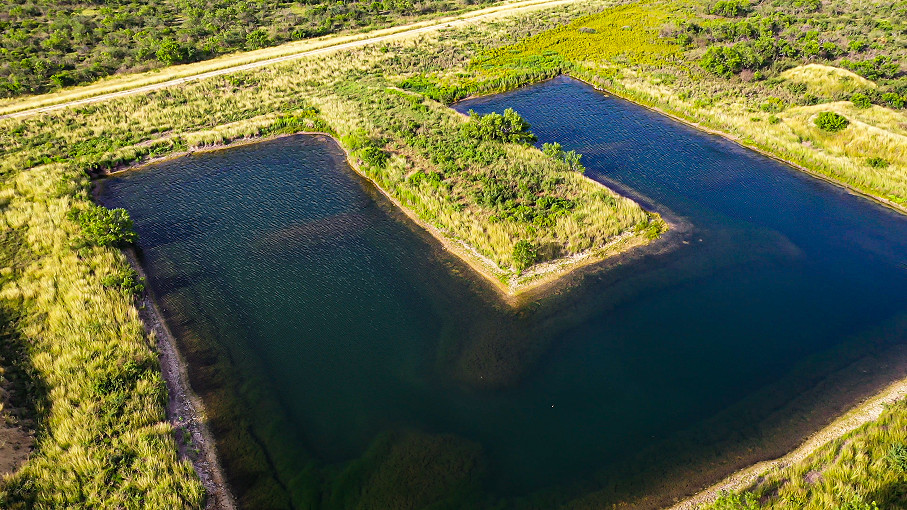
[126,249,236,510]
[671,372,907,509]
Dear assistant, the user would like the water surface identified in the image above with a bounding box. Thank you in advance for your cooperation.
[99,77,907,509]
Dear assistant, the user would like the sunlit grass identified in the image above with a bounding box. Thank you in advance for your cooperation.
[779,64,877,97]
[476,1,682,67]
[0,163,205,507]
[713,399,907,509]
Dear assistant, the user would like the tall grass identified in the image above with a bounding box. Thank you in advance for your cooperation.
[779,64,877,97]
[0,163,205,507]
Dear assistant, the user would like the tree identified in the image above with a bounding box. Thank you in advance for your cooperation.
[700,46,743,76]
[69,206,138,247]
[542,142,585,173]
[156,39,187,65]
[463,108,536,144]
[708,0,751,17]
[246,29,270,50]
[512,240,537,273]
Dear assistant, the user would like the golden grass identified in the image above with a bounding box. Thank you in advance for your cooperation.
[780,64,877,97]
[0,162,205,507]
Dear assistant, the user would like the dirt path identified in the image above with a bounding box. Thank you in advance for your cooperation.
[0,0,575,121]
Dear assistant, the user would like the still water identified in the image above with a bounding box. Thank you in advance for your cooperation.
[99,76,907,509]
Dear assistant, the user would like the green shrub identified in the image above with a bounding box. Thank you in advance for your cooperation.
[463,108,536,144]
[359,145,389,168]
[814,111,850,132]
[706,491,759,509]
[866,157,889,168]
[850,93,871,109]
[708,0,751,17]
[837,495,879,510]
[768,115,781,124]
[68,206,138,247]
[701,46,743,76]
[848,39,868,53]
[156,38,188,65]
[881,92,905,109]
[889,443,907,471]
[101,270,146,296]
[842,56,900,81]
[342,129,372,151]
[542,142,585,173]
[512,240,537,273]
[245,29,270,50]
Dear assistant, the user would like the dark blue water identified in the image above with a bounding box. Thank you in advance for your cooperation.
[99,77,907,509]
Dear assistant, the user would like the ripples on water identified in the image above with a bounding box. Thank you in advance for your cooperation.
[99,78,907,509]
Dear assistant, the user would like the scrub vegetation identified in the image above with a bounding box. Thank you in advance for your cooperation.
[402,0,907,208]
[0,0,503,96]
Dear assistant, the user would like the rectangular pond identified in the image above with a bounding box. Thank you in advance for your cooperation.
[98,76,907,509]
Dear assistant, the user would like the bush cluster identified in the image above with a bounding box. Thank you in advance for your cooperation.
[850,93,872,109]
[542,142,585,173]
[690,0,907,110]
[462,108,537,144]
[814,111,850,132]
[512,240,537,273]
[708,0,751,17]
[100,270,146,296]
[68,206,137,247]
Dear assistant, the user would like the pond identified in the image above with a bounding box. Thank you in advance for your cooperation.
[98,76,907,509]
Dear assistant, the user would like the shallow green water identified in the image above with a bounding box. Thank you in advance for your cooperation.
[99,77,907,509]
